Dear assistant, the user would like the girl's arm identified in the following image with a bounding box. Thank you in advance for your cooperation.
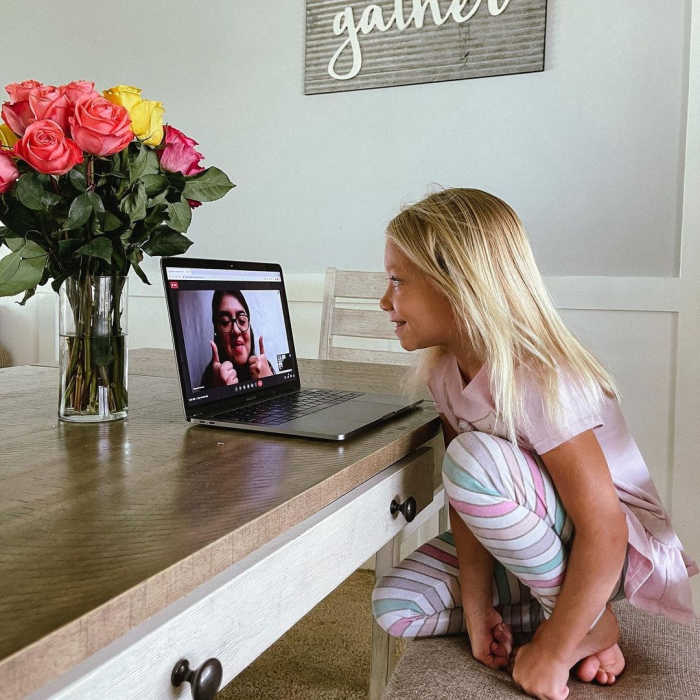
[531,428,628,664]
[441,416,511,669]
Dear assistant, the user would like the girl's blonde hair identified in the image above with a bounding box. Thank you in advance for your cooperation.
[387,187,621,446]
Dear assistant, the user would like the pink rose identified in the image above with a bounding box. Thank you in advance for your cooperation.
[28,85,71,134]
[0,151,19,193]
[2,80,43,136]
[158,125,205,208]
[158,125,205,176]
[68,95,132,156]
[5,80,43,103]
[13,120,83,175]
[1,100,34,136]
[61,80,99,105]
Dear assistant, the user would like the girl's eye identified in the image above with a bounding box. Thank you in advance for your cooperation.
[389,276,401,287]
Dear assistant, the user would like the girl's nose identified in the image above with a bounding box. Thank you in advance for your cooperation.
[379,289,393,311]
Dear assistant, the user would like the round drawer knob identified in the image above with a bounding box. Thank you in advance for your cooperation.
[390,496,417,522]
[171,657,223,700]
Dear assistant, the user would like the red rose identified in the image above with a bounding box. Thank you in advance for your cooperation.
[28,85,71,134]
[13,120,83,175]
[60,80,99,105]
[2,80,43,136]
[0,151,19,193]
[68,94,132,156]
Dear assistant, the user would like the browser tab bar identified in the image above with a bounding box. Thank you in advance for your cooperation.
[167,267,281,282]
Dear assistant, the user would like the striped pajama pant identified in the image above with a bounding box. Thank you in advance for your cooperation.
[372,430,626,641]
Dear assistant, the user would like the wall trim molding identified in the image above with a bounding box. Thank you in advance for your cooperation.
[26,273,683,312]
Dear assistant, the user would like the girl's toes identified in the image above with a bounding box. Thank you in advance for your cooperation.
[575,655,600,683]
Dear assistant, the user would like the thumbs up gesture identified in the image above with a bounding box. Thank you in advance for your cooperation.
[248,336,273,380]
[210,340,239,386]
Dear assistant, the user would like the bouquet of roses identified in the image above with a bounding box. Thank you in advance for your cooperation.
[0,79,234,420]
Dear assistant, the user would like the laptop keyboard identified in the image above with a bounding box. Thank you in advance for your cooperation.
[214,389,363,426]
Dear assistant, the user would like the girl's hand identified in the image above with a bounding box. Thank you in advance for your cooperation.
[248,336,273,379]
[511,640,570,700]
[465,607,513,670]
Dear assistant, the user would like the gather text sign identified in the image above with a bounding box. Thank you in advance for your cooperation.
[304,0,547,94]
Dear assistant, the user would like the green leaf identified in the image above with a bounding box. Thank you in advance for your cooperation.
[119,182,147,222]
[5,237,46,256]
[89,191,105,216]
[41,191,62,209]
[129,144,149,183]
[16,174,46,211]
[58,239,83,256]
[103,212,123,232]
[0,247,47,297]
[111,241,126,271]
[166,201,192,233]
[142,174,168,196]
[68,167,87,192]
[0,201,38,237]
[143,202,168,231]
[164,170,186,194]
[182,167,234,202]
[75,237,113,264]
[128,248,151,285]
[64,193,94,230]
[143,228,193,256]
[143,148,161,176]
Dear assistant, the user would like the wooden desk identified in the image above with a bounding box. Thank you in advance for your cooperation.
[0,349,441,699]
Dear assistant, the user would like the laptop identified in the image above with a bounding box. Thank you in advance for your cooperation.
[161,257,422,440]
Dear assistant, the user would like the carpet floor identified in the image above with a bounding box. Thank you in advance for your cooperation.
[219,569,404,699]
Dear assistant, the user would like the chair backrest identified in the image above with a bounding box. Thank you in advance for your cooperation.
[319,268,413,365]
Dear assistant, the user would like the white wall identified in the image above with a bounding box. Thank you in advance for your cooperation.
[0,0,690,276]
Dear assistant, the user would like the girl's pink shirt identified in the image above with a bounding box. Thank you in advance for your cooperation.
[428,353,698,624]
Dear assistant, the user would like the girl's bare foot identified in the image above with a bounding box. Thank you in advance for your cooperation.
[465,606,514,670]
[572,605,626,685]
[575,643,626,685]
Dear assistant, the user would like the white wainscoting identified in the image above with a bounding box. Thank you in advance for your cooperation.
[0,272,695,586]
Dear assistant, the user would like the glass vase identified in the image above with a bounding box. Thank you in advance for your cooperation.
[58,274,128,422]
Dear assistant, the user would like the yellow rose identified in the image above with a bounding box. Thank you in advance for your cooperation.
[0,123,18,148]
[103,85,143,112]
[129,99,165,146]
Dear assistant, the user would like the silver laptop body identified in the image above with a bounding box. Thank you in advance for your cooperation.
[161,257,421,440]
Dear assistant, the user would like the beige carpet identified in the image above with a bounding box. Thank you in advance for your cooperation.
[219,569,403,699]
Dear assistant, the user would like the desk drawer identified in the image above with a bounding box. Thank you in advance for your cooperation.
[35,447,434,699]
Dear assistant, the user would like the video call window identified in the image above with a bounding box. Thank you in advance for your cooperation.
[176,287,291,394]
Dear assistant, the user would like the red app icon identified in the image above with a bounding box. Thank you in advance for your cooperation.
[169,281,179,289]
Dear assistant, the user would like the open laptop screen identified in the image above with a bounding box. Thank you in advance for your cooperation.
[162,259,299,412]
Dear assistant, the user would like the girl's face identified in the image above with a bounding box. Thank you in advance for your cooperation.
[214,294,251,365]
[380,239,454,351]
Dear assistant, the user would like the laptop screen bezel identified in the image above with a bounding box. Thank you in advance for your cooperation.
[161,256,302,418]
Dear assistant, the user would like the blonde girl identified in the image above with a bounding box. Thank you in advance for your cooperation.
[372,188,697,700]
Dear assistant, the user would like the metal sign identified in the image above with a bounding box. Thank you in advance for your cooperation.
[305,0,547,94]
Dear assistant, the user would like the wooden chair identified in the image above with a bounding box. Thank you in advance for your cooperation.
[319,267,449,699]
[319,267,414,365]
